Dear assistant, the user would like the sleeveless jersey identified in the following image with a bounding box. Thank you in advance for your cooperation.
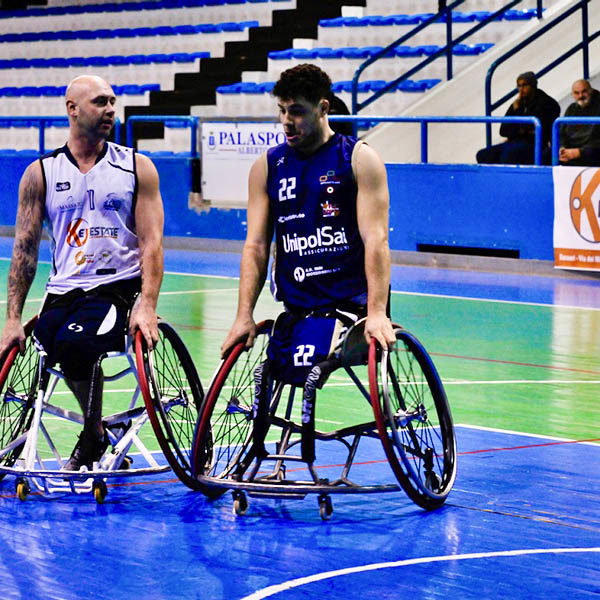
[40,142,140,294]
[266,133,367,309]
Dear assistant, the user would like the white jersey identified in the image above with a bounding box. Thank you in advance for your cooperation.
[41,142,140,294]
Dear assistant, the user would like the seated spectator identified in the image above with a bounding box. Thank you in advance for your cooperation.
[558,79,600,166]
[476,72,560,165]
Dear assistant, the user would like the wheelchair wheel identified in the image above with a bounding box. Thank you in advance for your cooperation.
[0,317,38,480]
[369,328,456,510]
[191,320,273,498]
[136,320,204,490]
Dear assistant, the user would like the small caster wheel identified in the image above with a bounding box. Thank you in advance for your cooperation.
[318,494,333,520]
[232,491,248,516]
[15,479,30,501]
[121,456,133,470]
[93,480,108,504]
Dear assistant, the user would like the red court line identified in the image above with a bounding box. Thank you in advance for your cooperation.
[458,437,600,456]
[282,437,600,473]
[431,352,600,375]
[1,438,596,499]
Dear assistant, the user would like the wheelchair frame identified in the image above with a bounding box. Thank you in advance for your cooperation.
[0,316,203,503]
[191,319,457,519]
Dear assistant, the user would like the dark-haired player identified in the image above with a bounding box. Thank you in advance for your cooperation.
[222,64,395,463]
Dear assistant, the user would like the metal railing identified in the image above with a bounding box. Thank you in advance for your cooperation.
[351,0,543,118]
[330,114,542,164]
[126,115,199,157]
[0,116,122,154]
[0,116,200,157]
[485,0,599,146]
[551,116,600,166]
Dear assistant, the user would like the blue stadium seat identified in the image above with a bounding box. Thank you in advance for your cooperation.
[216,83,244,94]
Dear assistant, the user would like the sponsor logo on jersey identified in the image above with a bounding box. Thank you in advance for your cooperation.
[66,218,89,247]
[66,220,119,247]
[74,249,112,268]
[89,226,119,238]
[321,201,339,217]
[58,196,84,213]
[56,181,71,192]
[74,250,89,266]
[282,226,348,257]
[95,250,112,263]
[103,198,122,211]
[278,213,305,224]
[293,265,341,281]
[319,171,340,186]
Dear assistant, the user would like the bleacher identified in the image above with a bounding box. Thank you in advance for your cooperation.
[0,0,560,153]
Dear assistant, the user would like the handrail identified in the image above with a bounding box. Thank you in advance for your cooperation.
[351,0,541,119]
[0,116,122,154]
[551,116,600,166]
[126,115,199,157]
[485,0,598,146]
[329,114,542,164]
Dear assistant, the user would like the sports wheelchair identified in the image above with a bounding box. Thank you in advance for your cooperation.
[0,315,203,502]
[190,318,457,519]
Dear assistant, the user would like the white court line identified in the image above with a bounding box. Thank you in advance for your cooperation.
[0,287,240,304]
[443,379,600,385]
[160,288,240,295]
[1,273,598,310]
[283,379,600,388]
[391,288,600,311]
[164,270,239,280]
[239,547,600,600]
[455,423,600,447]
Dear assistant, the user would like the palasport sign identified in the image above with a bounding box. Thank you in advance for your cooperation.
[201,121,285,206]
[554,166,600,270]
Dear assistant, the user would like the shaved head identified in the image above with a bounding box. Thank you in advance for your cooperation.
[65,74,116,145]
[66,75,113,105]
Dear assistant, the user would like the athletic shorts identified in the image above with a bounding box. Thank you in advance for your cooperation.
[266,307,365,386]
[33,278,140,380]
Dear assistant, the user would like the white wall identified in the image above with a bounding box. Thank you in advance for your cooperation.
[363,0,600,164]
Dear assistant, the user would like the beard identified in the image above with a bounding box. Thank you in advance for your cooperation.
[576,96,591,108]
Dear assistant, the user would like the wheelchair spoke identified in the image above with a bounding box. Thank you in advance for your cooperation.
[139,321,203,489]
[193,322,273,491]
[371,328,456,509]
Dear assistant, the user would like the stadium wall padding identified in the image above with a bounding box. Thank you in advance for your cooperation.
[0,157,554,261]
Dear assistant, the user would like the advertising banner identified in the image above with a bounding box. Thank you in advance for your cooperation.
[201,121,285,206]
[553,166,600,270]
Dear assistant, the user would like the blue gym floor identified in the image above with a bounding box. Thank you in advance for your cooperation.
[0,239,598,599]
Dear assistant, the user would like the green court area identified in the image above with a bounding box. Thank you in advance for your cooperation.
[1,259,598,460]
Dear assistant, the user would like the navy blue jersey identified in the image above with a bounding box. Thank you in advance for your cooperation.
[266,133,367,310]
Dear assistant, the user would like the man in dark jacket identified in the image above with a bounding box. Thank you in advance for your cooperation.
[476,71,560,164]
[558,79,600,166]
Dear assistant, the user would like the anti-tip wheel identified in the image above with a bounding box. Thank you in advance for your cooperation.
[16,479,29,501]
[93,480,108,504]
[233,491,248,516]
[318,494,333,520]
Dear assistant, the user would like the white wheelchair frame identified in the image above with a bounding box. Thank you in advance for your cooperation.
[0,333,168,502]
[0,314,203,502]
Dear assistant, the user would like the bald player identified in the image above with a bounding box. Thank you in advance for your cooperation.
[0,75,164,470]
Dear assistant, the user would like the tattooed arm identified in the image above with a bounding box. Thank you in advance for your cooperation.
[0,161,45,355]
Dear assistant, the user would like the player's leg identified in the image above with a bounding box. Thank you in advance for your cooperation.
[53,296,129,470]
